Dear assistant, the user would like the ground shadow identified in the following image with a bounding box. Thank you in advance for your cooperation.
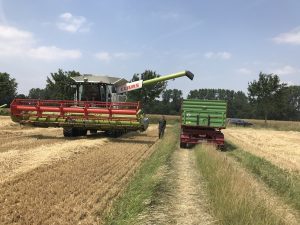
[224,141,238,152]
[27,132,108,140]
[109,138,156,145]
[27,134,66,140]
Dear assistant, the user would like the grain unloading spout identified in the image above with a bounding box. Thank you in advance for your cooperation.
[116,70,194,94]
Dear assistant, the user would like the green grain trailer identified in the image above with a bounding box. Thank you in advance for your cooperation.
[180,99,227,149]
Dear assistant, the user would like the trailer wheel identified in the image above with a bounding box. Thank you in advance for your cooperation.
[180,142,186,148]
[217,145,225,151]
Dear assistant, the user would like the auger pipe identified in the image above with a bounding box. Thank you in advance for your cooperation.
[142,70,194,86]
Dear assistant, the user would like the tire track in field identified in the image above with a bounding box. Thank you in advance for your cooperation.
[0,121,158,225]
[138,148,215,225]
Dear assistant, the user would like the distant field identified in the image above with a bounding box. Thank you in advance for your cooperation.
[229,119,300,132]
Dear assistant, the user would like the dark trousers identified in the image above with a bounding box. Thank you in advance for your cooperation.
[159,127,165,139]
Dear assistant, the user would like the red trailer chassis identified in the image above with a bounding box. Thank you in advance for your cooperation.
[180,125,225,149]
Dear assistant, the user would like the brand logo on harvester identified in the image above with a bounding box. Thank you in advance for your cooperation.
[116,80,143,93]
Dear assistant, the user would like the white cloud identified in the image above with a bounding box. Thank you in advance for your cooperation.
[28,46,81,61]
[237,68,252,75]
[57,12,90,33]
[204,51,232,60]
[95,52,112,63]
[95,51,139,63]
[272,27,300,45]
[286,81,294,86]
[272,65,299,75]
[0,24,81,61]
[0,24,32,40]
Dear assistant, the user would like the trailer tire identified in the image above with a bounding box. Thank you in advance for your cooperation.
[180,142,186,148]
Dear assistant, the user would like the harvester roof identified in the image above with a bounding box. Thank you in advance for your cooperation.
[71,74,127,85]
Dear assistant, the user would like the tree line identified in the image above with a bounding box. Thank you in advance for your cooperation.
[1,69,300,121]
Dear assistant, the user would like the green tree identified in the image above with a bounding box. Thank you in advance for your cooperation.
[46,69,81,100]
[278,85,300,120]
[231,91,252,118]
[0,72,18,106]
[162,89,173,104]
[127,70,167,112]
[248,72,287,123]
[28,88,47,99]
[15,94,26,99]
[161,89,183,114]
[170,89,183,113]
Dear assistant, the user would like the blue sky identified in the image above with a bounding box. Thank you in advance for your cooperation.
[1,0,300,96]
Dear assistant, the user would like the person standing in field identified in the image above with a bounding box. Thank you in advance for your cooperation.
[158,115,166,139]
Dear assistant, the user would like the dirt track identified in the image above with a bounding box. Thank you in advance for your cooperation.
[224,127,300,173]
[0,116,158,225]
[138,148,214,225]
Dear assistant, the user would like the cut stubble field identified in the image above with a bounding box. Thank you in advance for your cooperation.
[223,127,300,173]
[0,116,159,225]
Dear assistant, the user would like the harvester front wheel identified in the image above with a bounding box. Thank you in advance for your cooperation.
[90,129,97,134]
[78,129,87,136]
[63,128,87,137]
[63,127,75,137]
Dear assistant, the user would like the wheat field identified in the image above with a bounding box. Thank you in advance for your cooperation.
[224,127,300,173]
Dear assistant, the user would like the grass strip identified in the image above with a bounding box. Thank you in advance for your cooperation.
[195,145,286,225]
[0,108,10,116]
[104,125,179,225]
[226,141,300,211]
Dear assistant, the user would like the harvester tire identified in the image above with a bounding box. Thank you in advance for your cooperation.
[90,129,97,134]
[105,130,123,138]
[63,128,87,137]
[78,129,87,136]
[63,127,75,137]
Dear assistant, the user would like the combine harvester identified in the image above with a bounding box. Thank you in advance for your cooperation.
[11,71,194,137]
[180,99,227,149]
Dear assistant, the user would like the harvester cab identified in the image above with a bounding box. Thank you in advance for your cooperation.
[10,71,194,137]
[71,75,126,103]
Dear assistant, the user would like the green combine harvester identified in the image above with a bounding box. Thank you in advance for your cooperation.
[11,71,194,137]
[180,99,227,149]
